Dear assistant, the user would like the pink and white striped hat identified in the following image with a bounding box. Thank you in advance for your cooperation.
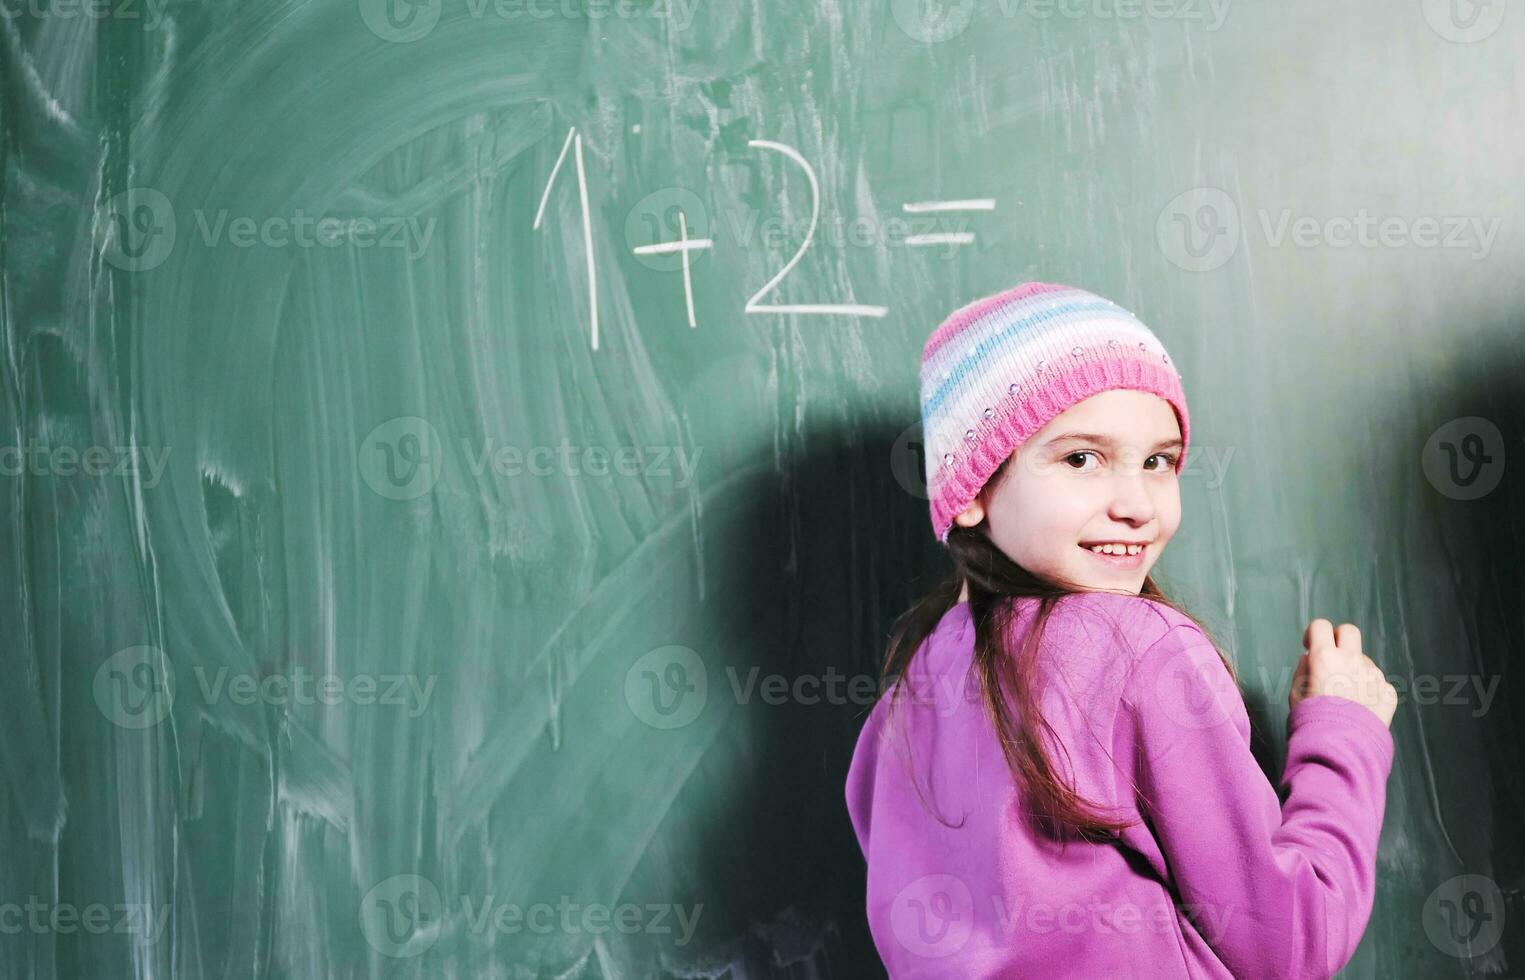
[920,282,1191,543]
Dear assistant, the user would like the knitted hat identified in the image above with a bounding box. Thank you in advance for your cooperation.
[920,282,1190,544]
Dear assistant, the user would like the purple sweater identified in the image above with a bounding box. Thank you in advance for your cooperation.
[845,593,1395,979]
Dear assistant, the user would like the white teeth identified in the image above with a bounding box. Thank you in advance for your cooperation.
[1087,543,1143,556]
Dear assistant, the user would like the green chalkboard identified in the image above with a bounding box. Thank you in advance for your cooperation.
[3,0,1523,975]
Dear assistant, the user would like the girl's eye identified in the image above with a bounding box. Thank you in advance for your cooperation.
[1063,451,1098,470]
[1063,451,1179,471]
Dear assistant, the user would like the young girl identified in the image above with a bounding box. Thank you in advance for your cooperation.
[846,282,1397,978]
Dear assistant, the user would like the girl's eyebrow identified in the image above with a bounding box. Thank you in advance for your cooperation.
[1044,432,1185,452]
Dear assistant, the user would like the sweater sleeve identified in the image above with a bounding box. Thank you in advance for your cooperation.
[1119,621,1396,980]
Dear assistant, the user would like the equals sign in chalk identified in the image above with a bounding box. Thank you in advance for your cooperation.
[900,199,995,247]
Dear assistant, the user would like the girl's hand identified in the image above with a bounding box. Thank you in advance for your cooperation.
[1288,619,1398,728]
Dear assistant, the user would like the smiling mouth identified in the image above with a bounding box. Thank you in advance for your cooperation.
[1077,542,1148,568]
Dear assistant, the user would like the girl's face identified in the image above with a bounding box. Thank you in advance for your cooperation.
[953,390,1184,594]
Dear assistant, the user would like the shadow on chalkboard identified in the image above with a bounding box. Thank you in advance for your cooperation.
[1398,324,1525,974]
[1237,321,1525,974]
[685,416,941,978]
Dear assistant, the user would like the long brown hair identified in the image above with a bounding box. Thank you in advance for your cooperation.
[879,456,1235,842]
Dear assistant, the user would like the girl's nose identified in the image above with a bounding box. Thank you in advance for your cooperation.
[1108,472,1156,524]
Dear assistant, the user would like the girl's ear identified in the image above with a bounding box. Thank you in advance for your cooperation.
[955,499,985,529]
